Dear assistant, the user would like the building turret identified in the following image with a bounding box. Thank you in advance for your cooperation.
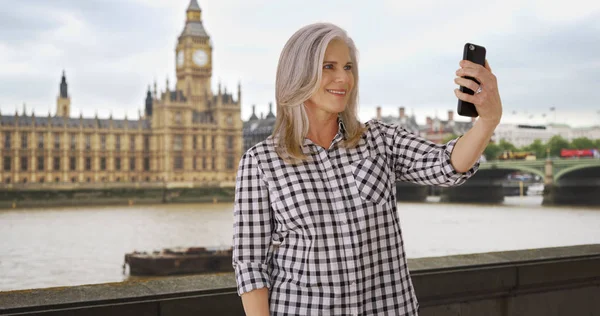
[145,85,153,117]
[266,102,275,119]
[249,105,258,121]
[56,70,71,118]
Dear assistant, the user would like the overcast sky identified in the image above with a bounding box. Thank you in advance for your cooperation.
[1,0,599,127]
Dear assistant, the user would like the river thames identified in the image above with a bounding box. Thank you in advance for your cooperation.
[1,196,599,292]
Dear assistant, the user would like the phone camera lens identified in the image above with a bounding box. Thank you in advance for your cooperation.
[469,44,475,51]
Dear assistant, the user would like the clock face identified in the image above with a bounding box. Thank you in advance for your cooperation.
[176,51,184,67]
[193,50,208,66]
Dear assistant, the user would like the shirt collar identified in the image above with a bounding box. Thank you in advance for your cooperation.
[333,115,347,143]
[302,115,346,150]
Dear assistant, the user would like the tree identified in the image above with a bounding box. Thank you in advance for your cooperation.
[522,139,547,159]
[546,135,570,157]
[595,139,600,149]
[442,133,459,144]
[484,142,502,160]
[498,139,517,152]
[570,137,595,149]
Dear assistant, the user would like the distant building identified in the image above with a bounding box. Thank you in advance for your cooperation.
[419,111,475,144]
[375,106,420,135]
[373,107,474,144]
[492,124,551,148]
[571,125,600,141]
[243,103,276,151]
[492,123,600,147]
[0,1,242,186]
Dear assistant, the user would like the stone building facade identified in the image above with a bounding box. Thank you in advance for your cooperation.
[242,103,276,151]
[0,0,242,188]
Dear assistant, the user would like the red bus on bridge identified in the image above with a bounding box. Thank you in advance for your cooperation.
[560,148,600,158]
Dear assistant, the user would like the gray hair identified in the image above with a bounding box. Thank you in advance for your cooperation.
[273,22,366,163]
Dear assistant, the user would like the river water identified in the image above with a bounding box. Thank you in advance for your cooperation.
[1,196,599,292]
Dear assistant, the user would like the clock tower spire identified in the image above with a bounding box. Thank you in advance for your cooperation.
[56,70,71,118]
[175,0,212,107]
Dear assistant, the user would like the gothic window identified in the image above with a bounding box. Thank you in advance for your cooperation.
[129,157,135,171]
[71,134,77,150]
[175,112,182,125]
[115,157,121,171]
[226,156,234,170]
[227,136,233,150]
[20,157,28,171]
[130,135,135,151]
[101,135,106,150]
[38,133,44,149]
[144,157,150,171]
[69,157,76,171]
[53,157,60,171]
[174,135,183,151]
[21,133,28,149]
[193,136,197,150]
[211,136,216,150]
[116,135,121,151]
[85,157,91,171]
[144,135,150,151]
[174,156,183,170]
[4,132,11,149]
[100,157,106,171]
[37,156,44,171]
[85,134,91,150]
[54,134,60,150]
[202,135,206,149]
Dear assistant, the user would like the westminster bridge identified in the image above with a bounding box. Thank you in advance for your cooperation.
[396,158,600,206]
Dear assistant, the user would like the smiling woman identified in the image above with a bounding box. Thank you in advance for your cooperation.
[232,22,502,316]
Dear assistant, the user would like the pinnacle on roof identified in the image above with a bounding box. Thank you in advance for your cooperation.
[187,0,201,11]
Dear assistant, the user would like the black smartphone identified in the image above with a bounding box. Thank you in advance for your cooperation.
[457,43,486,117]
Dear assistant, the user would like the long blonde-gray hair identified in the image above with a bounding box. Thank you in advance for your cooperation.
[273,22,366,163]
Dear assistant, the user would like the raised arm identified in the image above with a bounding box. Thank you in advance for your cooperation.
[452,59,502,172]
[381,122,479,187]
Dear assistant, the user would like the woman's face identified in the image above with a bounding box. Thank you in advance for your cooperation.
[305,40,354,117]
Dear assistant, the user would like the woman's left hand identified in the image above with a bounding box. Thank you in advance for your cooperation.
[454,59,502,127]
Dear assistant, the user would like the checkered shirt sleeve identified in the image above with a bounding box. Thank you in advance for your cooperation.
[378,121,480,186]
[232,151,272,295]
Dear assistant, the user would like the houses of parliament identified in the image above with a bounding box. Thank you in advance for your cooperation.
[0,1,242,188]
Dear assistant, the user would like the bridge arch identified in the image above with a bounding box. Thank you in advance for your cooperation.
[555,164,600,181]
[481,164,545,180]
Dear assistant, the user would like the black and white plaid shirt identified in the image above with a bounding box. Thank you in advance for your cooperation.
[233,119,479,315]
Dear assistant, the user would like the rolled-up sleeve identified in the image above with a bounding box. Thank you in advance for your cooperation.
[380,122,479,187]
[232,151,272,296]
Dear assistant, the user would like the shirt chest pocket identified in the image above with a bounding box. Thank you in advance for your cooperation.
[351,155,392,205]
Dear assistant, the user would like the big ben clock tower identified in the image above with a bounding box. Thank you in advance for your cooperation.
[175,0,212,107]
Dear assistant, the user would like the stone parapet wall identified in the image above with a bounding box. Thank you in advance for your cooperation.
[1,244,599,315]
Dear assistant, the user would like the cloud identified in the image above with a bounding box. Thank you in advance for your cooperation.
[0,0,599,127]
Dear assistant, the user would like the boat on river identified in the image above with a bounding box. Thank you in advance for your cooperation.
[123,246,233,276]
